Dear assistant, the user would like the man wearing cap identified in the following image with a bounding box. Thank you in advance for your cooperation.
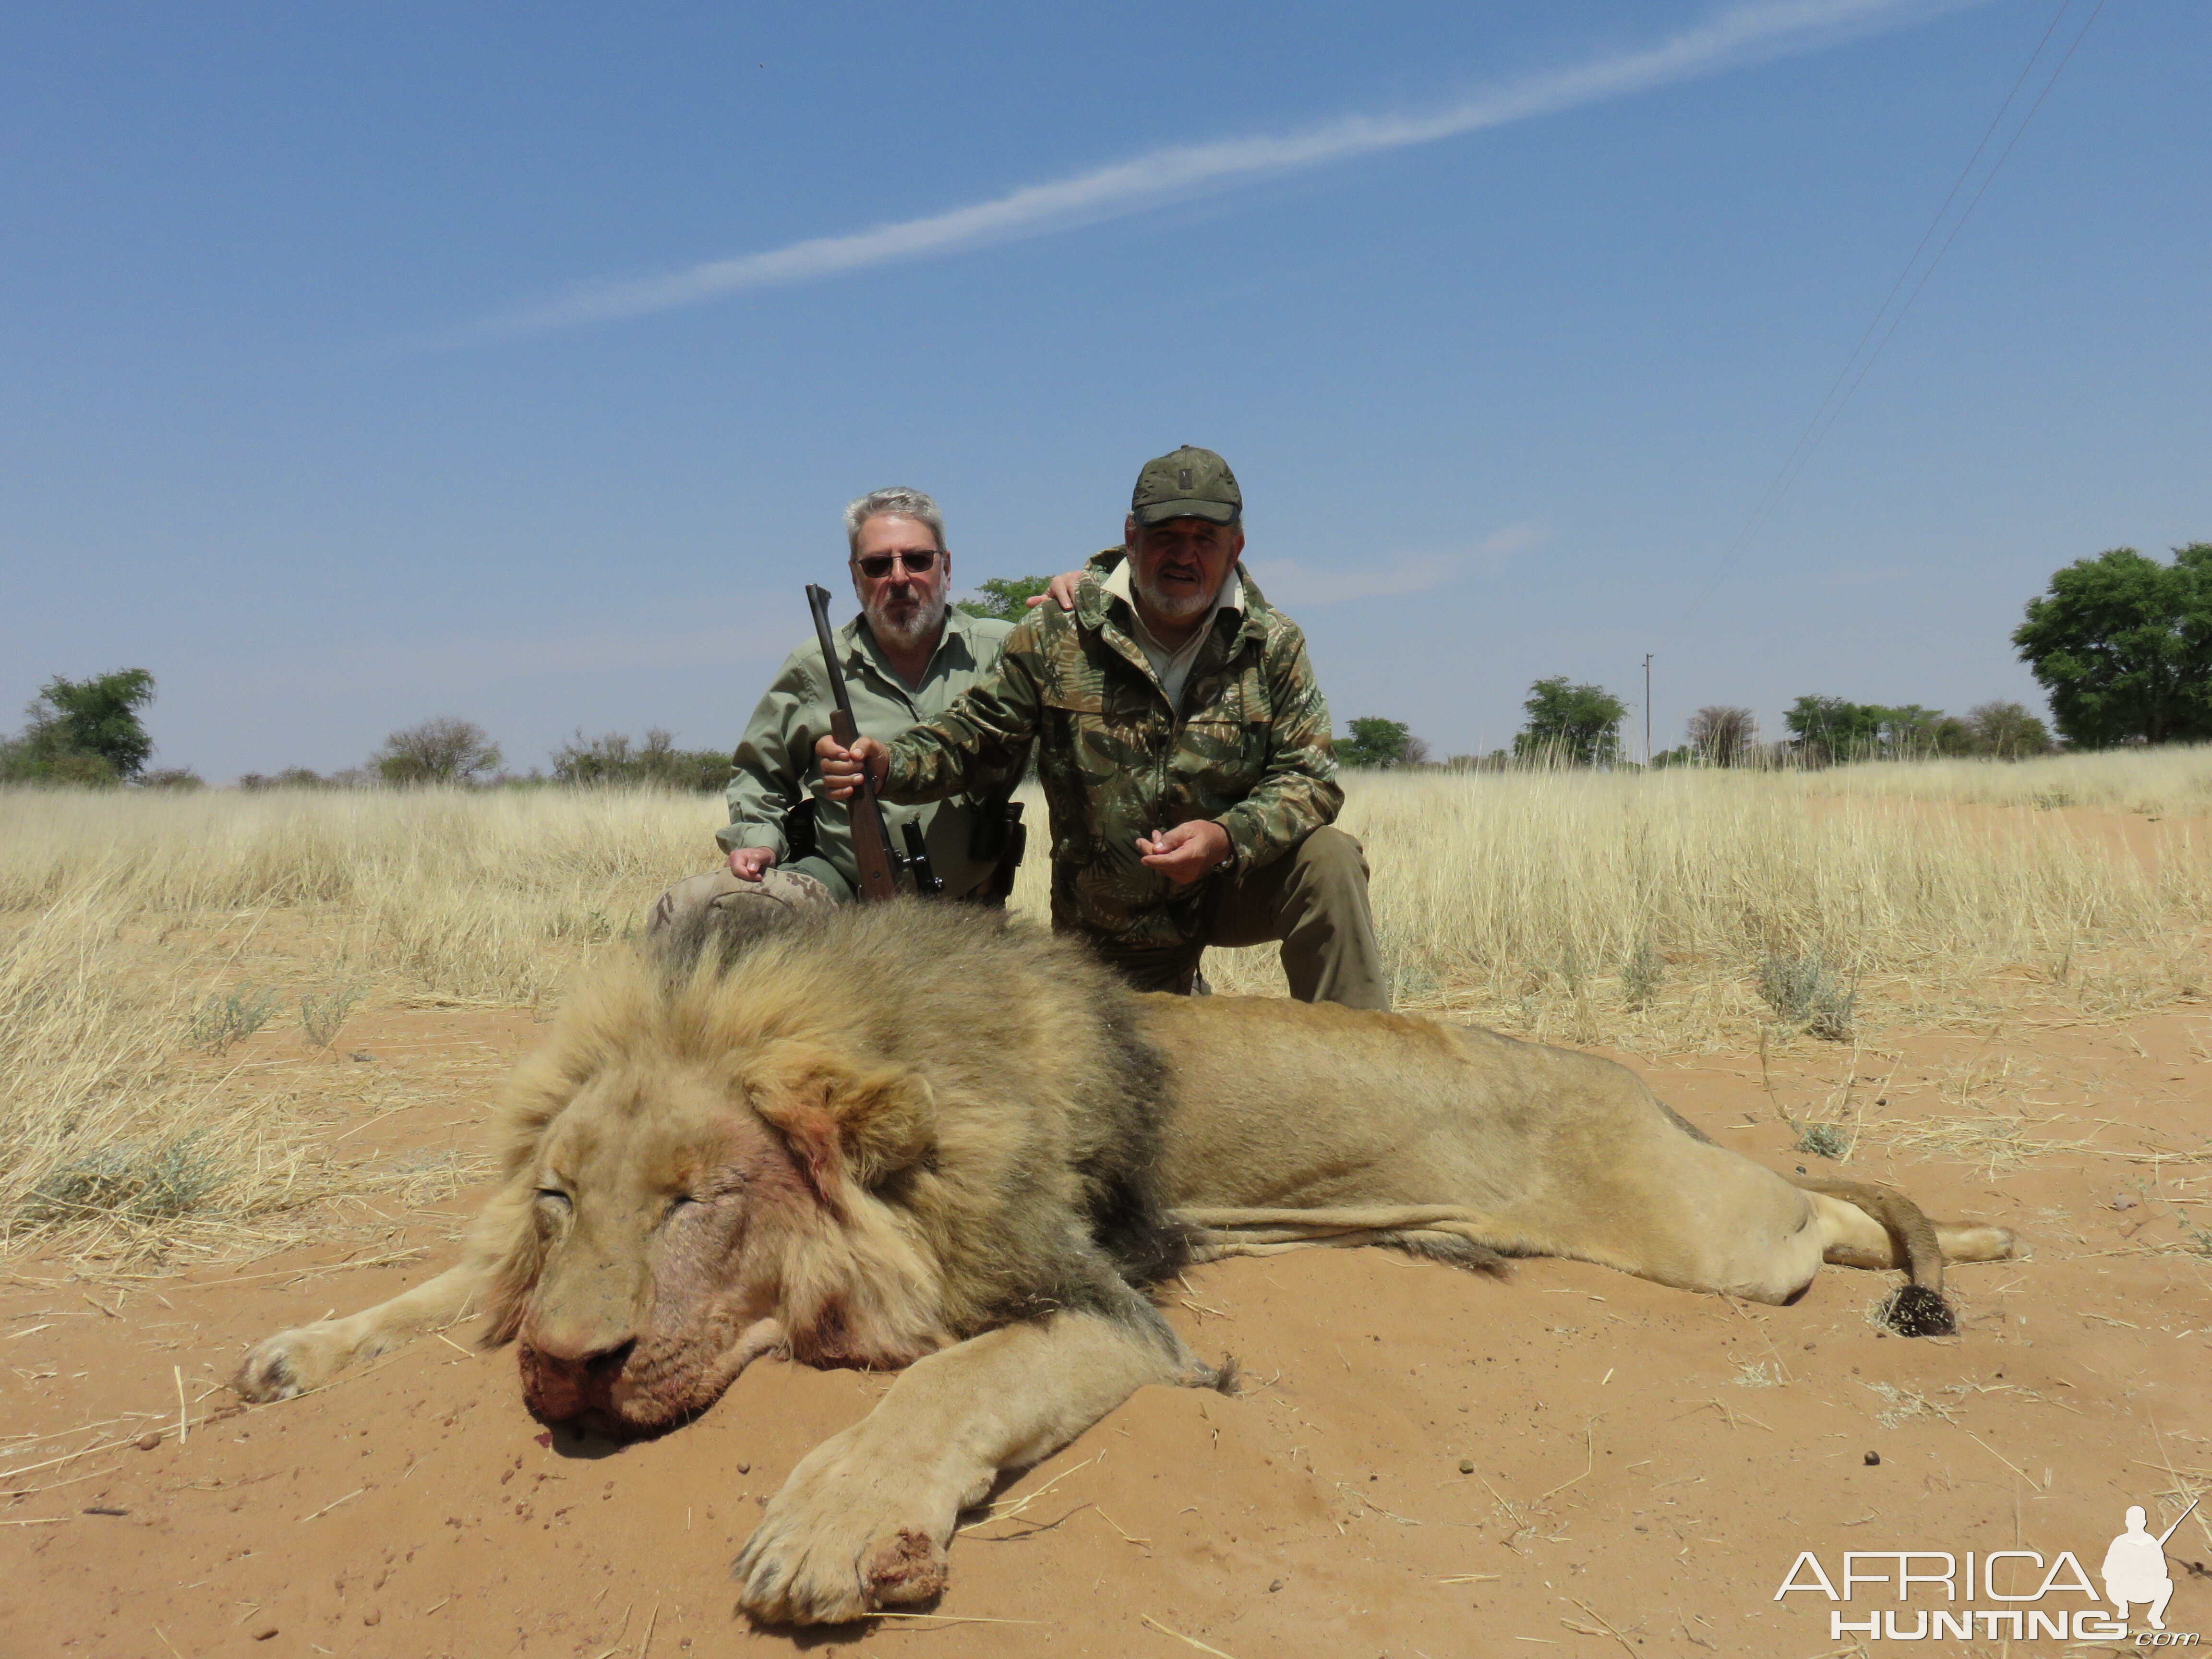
[817,446,1387,1009]
[649,485,1032,931]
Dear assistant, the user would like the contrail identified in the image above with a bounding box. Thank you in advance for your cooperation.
[474,0,1976,338]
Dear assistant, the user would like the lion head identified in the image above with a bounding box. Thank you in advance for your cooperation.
[482,953,959,1439]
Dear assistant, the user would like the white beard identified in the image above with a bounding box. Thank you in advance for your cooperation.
[1133,569,1218,627]
[866,588,947,651]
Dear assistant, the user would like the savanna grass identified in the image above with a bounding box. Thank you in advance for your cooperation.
[5,757,2212,1257]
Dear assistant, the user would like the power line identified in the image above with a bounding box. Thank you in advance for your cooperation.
[1654,0,2107,656]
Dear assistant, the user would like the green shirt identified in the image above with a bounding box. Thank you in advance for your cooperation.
[880,551,1343,950]
[720,606,1021,899]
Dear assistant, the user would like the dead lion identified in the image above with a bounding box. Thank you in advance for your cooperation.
[233,902,2016,1624]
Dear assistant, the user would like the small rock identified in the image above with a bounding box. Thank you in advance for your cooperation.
[135,1432,161,1452]
[349,1052,376,1063]
[362,1609,381,1627]
[1864,1451,1881,1466]
[2114,1193,2139,1211]
[252,1627,278,1641]
[1268,1579,1284,1593]
[1458,1458,1474,1474]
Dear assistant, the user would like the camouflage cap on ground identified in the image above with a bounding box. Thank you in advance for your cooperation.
[1131,445,1242,527]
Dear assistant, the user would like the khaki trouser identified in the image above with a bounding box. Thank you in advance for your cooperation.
[645,864,840,938]
[1085,826,1390,1010]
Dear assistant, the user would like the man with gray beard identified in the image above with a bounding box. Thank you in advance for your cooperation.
[650,487,1032,925]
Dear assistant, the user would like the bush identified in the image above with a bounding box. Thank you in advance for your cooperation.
[1964,700,2054,759]
[549,729,729,792]
[373,717,502,786]
[239,767,329,791]
[139,768,204,791]
[1756,950,1856,1041]
[190,985,279,1055]
[1687,707,1757,767]
[300,981,361,1049]
[24,1138,224,1225]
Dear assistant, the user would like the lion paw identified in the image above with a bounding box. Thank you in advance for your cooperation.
[232,1324,348,1403]
[732,1443,954,1624]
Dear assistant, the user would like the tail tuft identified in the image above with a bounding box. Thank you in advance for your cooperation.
[1877,1283,1956,1338]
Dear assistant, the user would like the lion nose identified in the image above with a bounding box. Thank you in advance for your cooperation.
[583,1339,636,1381]
[527,1322,636,1373]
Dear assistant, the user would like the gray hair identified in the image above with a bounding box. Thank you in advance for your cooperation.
[843,487,948,557]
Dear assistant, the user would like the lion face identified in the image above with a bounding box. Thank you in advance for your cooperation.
[512,1064,808,1437]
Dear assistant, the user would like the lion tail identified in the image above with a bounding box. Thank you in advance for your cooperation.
[1786,1174,1956,1337]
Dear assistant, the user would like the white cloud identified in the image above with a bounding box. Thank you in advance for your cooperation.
[1256,521,1549,606]
[471,0,1976,338]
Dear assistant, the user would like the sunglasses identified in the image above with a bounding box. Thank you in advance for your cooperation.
[856,550,940,578]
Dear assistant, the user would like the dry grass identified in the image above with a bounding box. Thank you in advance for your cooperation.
[4,756,2211,1259]
[1191,768,2212,1047]
[1795,743,2212,814]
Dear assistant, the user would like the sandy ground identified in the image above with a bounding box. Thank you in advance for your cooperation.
[4,994,2211,1658]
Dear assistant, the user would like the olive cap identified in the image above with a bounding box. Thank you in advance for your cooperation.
[1131,445,1242,527]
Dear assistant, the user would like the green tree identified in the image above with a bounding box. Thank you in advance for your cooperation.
[957,576,1055,623]
[1785,696,1879,762]
[2013,544,2212,747]
[372,717,503,785]
[1339,717,1415,769]
[1514,677,1626,766]
[2,668,158,783]
[1964,700,2053,758]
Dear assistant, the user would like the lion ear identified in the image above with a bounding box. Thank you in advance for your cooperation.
[740,1042,936,1201]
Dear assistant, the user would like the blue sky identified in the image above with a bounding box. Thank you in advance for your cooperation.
[2,0,2203,778]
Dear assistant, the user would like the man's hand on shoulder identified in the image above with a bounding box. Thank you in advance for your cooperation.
[1026,569,1086,613]
[1136,820,1232,885]
[814,734,889,801]
[727,846,777,882]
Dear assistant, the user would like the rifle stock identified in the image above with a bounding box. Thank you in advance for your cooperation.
[807,585,905,902]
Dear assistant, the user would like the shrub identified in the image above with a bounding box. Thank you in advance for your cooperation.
[1793,1122,1852,1160]
[300,981,361,1049]
[189,985,279,1055]
[1621,939,1664,1009]
[1756,950,1856,1041]
[549,728,729,792]
[373,717,502,786]
[24,1137,224,1225]
[1687,707,1757,767]
[139,768,204,791]
[239,767,329,791]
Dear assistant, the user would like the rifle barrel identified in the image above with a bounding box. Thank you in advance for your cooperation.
[804,584,903,902]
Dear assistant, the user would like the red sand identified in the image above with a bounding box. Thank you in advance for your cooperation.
[4,1001,2210,1657]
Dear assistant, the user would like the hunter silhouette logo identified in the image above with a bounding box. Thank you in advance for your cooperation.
[1774,1496,2203,1645]
[2107,1498,2200,1632]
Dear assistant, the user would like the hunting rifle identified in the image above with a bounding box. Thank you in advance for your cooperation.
[805,584,941,902]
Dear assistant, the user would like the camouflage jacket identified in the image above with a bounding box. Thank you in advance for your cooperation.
[882,550,1342,950]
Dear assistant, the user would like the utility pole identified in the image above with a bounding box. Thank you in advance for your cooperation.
[1644,653,1654,767]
